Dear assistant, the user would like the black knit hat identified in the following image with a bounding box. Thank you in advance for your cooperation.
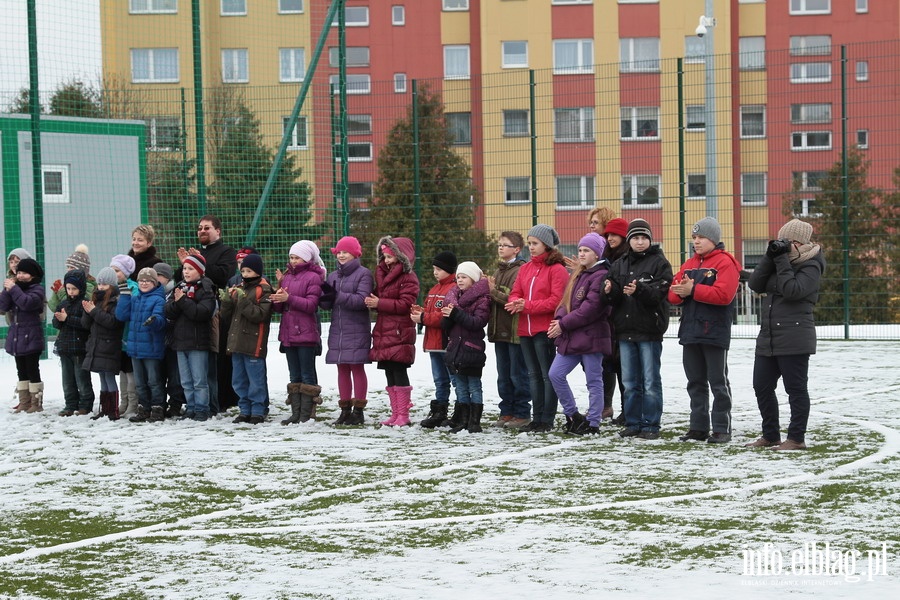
[432,251,458,276]
[15,258,43,283]
[64,269,87,295]
[241,253,264,277]
[627,218,653,242]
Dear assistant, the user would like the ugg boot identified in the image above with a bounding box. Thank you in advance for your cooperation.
[467,403,484,434]
[26,382,44,413]
[129,405,151,423]
[91,391,108,420]
[449,403,471,433]
[14,381,31,413]
[420,400,449,429]
[380,386,399,426]
[442,402,464,429]
[392,385,413,427]
[346,399,367,425]
[148,405,166,423]
[298,383,322,423]
[333,399,352,425]
[281,384,304,425]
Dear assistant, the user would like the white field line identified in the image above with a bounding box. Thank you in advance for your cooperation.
[2,385,898,564]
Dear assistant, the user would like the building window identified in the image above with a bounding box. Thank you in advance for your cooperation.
[791,103,831,124]
[444,45,470,79]
[857,129,869,149]
[856,61,869,82]
[619,38,660,72]
[130,0,177,14]
[790,0,830,15]
[443,0,469,9]
[42,165,70,204]
[333,6,369,26]
[553,39,594,74]
[739,37,766,70]
[131,48,179,83]
[348,182,372,211]
[741,172,767,205]
[392,5,405,25]
[687,174,706,198]
[743,240,767,270]
[329,74,371,94]
[740,105,766,138]
[336,143,373,162]
[622,175,661,208]
[146,116,181,151]
[503,110,529,137]
[221,0,246,16]
[686,105,705,130]
[328,47,370,68]
[555,107,594,142]
[279,48,305,82]
[446,112,472,145]
[792,131,832,151]
[794,198,822,218]
[222,49,249,83]
[793,170,827,190]
[790,35,831,56]
[556,176,595,209]
[505,177,531,204]
[283,116,308,149]
[685,36,705,64]
[620,107,659,140]
[502,41,529,68]
[348,114,372,135]
[856,0,868,13]
[790,62,832,83]
[278,0,303,13]
[394,73,407,93]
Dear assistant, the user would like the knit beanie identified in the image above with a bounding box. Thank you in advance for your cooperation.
[603,218,629,239]
[137,267,158,283]
[182,255,206,277]
[236,246,257,262]
[15,258,43,282]
[456,261,482,283]
[331,236,362,258]
[110,254,136,278]
[153,262,175,281]
[692,217,721,244]
[290,240,324,267]
[577,233,607,259]
[627,218,653,242]
[7,248,32,262]
[777,219,813,244]
[64,269,87,295]
[432,251,458,275]
[527,224,560,249]
[95,267,119,286]
[242,253,264,277]
[66,244,91,274]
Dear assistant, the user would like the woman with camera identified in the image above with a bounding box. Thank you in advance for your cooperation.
[746,219,825,451]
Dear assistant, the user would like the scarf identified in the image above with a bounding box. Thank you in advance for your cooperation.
[791,242,821,264]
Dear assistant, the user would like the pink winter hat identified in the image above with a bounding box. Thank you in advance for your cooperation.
[331,236,362,258]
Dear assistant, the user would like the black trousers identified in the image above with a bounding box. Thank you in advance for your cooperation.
[752,354,811,444]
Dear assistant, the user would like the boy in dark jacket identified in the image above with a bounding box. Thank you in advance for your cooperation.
[53,270,95,416]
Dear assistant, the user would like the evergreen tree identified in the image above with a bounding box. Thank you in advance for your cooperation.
[147,156,198,263]
[49,79,103,118]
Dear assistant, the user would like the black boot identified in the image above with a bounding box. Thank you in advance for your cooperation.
[148,406,165,422]
[565,412,586,434]
[333,399,352,425]
[466,404,484,434]
[345,399,367,425]
[442,402,464,428]
[420,400,448,429]
[129,405,151,423]
[165,401,183,419]
[281,398,303,425]
[298,383,322,423]
[449,403,471,433]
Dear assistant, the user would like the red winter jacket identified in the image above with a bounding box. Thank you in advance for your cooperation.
[508,252,569,338]
[420,274,456,352]
[369,237,420,365]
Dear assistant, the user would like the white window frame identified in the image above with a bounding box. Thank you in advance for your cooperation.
[347,114,372,135]
[791,103,831,124]
[685,36,705,64]
[502,41,529,69]
[329,74,371,94]
[687,174,706,199]
[856,0,868,13]
[131,48,179,83]
[790,0,830,15]
[857,129,869,149]
[553,0,594,4]
[394,73,407,93]
[620,107,660,140]
[392,5,405,25]
[446,112,472,145]
[621,175,661,209]
[556,176,595,210]
[443,0,469,10]
[220,0,246,16]
[790,62,832,83]
[348,182,373,211]
[794,170,827,191]
[279,48,306,83]
[686,105,706,131]
[739,37,766,70]
[503,110,529,137]
[856,61,869,82]
[794,198,822,218]
[790,35,831,56]
[444,45,471,80]
[278,0,303,13]
[222,49,249,83]
[792,131,832,151]
[553,39,594,74]
[743,240,767,270]
[329,46,370,68]
[130,0,177,14]
[283,116,308,150]
[619,37,660,73]
[332,6,369,26]
[554,107,594,142]
[741,172,767,206]
[41,165,70,204]
[146,116,182,152]
[505,177,531,205]
[740,105,766,138]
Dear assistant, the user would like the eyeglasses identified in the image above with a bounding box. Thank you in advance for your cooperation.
[589,220,600,226]
[497,244,517,249]
[197,226,213,231]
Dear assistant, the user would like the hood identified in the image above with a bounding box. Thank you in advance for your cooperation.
[376,236,416,273]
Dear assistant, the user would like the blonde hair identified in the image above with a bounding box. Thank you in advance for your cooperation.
[132,224,156,244]
[588,207,616,230]
[559,262,589,313]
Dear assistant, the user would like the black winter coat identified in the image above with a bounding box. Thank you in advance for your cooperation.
[164,277,217,352]
[607,245,673,342]
[53,294,91,356]
[200,240,237,290]
[82,288,124,373]
[748,251,824,357]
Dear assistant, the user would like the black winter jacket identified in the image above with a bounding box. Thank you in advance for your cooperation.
[53,294,91,356]
[607,245,673,342]
[82,288,124,373]
[164,277,217,352]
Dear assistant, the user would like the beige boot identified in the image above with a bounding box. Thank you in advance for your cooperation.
[14,381,31,413]
[26,382,44,413]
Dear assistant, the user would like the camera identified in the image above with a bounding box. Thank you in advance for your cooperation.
[767,239,791,257]
[695,24,706,38]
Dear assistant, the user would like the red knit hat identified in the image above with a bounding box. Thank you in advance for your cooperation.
[603,218,629,238]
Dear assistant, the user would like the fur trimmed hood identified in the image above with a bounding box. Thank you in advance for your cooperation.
[376,236,416,273]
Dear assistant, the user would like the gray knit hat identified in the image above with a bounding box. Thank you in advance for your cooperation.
[137,267,159,283]
[153,262,174,282]
[527,224,560,249]
[692,217,721,244]
[627,218,653,242]
[95,267,119,286]
[66,244,91,274]
[777,219,813,244]
[7,248,32,262]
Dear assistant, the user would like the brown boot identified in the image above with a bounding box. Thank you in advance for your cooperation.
[333,399,352,425]
[346,399,367,425]
[26,382,44,413]
[285,382,301,406]
[14,381,31,413]
[298,384,322,423]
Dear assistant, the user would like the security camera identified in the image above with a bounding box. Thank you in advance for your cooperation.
[695,23,706,38]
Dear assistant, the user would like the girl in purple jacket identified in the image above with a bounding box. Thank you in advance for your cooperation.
[271,240,325,425]
[1,258,46,413]
[547,233,613,435]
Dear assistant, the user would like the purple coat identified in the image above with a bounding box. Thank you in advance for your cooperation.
[273,261,324,347]
[0,282,46,356]
[554,261,613,357]
[442,278,491,376]
[320,258,373,364]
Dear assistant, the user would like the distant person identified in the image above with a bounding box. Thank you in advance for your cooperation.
[81,267,124,420]
[110,254,139,416]
[128,225,160,280]
[1,258,46,413]
[52,270,94,416]
[48,244,94,312]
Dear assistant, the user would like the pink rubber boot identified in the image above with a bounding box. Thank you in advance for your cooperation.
[380,386,399,426]
[392,386,414,427]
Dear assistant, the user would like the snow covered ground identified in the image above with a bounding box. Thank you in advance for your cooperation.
[0,325,898,599]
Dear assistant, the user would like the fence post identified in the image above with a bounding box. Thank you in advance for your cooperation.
[412,79,423,293]
[191,0,207,216]
[529,69,538,226]
[27,0,45,266]
[840,45,850,339]
[677,58,687,265]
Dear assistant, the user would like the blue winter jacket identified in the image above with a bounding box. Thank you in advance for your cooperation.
[116,283,167,359]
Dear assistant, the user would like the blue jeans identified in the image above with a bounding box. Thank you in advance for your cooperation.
[455,374,483,405]
[620,340,664,432]
[60,353,94,412]
[285,345,318,385]
[429,351,456,405]
[232,353,268,417]
[495,341,531,418]
[132,357,165,409]
[519,332,558,425]
[549,351,605,426]
[178,350,210,416]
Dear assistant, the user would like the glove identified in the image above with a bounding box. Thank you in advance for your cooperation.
[118,282,131,296]
[51,279,63,293]
[218,288,229,303]
[766,239,791,258]
[320,282,333,295]
[231,288,246,300]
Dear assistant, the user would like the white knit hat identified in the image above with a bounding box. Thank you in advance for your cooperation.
[456,261,482,283]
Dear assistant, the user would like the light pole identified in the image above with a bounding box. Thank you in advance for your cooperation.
[697,5,717,219]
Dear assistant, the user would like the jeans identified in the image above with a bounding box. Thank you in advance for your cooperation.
[620,340,664,432]
[98,371,118,393]
[429,351,456,405]
[753,354,811,444]
[232,353,268,417]
[682,344,732,434]
[285,345,318,385]
[132,357,165,409]
[549,352,605,426]
[520,332,558,425]
[455,374,483,405]
[60,353,94,412]
[178,350,210,416]
[495,341,531,419]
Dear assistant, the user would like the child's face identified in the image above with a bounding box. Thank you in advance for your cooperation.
[335,250,353,265]
[526,236,548,257]
[433,266,451,281]
[182,263,200,283]
[15,271,32,283]
[577,246,599,266]
[497,237,520,261]
[289,254,304,268]
[383,254,398,266]
[606,234,624,249]
[629,235,651,253]
[138,279,156,293]
[241,266,259,278]
[8,256,20,271]
[692,235,716,256]
[112,267,126,283]
[65,283,80,298]
[97,283,111,291]
[456,273,474,290]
